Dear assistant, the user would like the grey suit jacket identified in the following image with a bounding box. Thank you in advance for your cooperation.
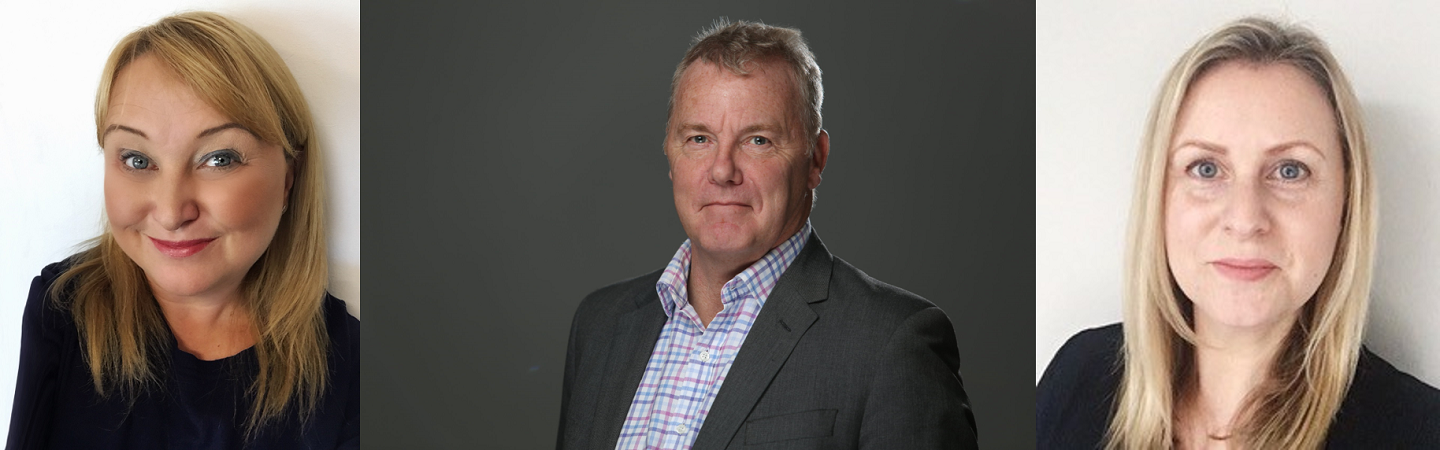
[556,232,978,449]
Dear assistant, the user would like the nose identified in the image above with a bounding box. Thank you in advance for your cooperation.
[151,171,200,232]
[707,143,742,185]
[1222,180,1271,238]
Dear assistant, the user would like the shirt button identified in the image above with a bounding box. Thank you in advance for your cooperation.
[674,424,689,434]
[698,349,711,362]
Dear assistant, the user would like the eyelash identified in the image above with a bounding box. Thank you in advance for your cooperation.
[1183,158,1311,182]
[118,150,154,171]
[201,149,245,168]
[116,149,246,172]
[686,136,772,145]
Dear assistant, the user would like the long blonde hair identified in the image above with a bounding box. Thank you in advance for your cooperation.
[50,11,330,435]
[1108,17,1375,449]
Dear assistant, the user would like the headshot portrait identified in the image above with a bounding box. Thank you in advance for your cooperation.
[1038,2,1440,448]
[363,0,1032,448]
[0,1,358,447]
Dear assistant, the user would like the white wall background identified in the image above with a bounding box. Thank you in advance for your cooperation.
[0,0,358,440]
[1038,1,1440,388]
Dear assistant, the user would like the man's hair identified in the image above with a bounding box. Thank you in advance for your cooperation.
[667,19,824,152]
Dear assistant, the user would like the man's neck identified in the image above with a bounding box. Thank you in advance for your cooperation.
[686,252,754,328]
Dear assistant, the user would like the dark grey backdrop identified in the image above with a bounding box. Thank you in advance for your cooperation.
[362,1,1034,447]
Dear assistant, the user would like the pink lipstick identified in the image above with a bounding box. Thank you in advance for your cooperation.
[150,237,216,258]
[1211,258,1277,282]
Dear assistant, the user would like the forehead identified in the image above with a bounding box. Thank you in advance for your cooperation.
[106,54,228,126]
[672,59,801,123]
[1173,62,1340,151]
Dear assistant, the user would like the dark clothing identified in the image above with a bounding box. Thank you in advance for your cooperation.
[1037,324,1440,449]
[6,261,360,450]
[557,232,978,449]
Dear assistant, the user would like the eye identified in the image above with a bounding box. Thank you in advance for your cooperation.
[1274,160,1310,181]
[749,136,769,146]
[1186,159,1220,179]
[689,136,708,144]
[120,151,151,170]
[202,149,243,168]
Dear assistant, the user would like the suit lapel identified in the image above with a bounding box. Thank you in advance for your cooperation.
[590,286,669,447]
[691,232,833,449]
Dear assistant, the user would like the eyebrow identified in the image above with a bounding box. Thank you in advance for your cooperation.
[101,124,147,140]
[673,122,787,136]
[102,122,259,142]
[1171,139,1328,161]
[198,122,262,139]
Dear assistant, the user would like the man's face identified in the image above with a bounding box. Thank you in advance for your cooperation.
[666,59,828,267]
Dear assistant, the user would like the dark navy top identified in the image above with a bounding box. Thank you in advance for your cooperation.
[1037,324,1440,449]
[6,261,359,449]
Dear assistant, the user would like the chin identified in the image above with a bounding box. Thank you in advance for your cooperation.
[1194,296,1300,333]
[139,269,218,297]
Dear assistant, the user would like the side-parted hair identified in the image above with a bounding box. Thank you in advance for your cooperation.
[51,11,329,436]
[1110,17,1374,449]
[666,18,824,152]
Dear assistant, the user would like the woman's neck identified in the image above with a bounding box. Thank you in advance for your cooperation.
[1178,317,1295,449]
[151,283,256,361]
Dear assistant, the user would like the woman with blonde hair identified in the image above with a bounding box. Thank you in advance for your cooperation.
[1037,17,1439,449]
[6,11,357,449]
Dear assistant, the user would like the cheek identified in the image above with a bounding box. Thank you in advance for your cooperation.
[1288,197,1345,292]
[1163,190,1203,263]
[209,170,287,235]
[103,171,144,229]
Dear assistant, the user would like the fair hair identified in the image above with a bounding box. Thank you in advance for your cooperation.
[666,18,824,152]
[52,11,330,437]
[1109,17,1375,449]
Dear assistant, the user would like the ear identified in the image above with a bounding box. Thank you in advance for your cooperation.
[285,157,296,200]
[808,129,830,190]
[664,140,674,181]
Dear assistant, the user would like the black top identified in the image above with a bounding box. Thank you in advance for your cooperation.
[1037,324,1440,449]
[6,261,360,450]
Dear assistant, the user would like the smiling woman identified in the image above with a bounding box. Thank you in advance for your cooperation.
[5,12,358,449]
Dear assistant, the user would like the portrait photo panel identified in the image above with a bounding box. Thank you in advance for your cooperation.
[363,0,1034,447]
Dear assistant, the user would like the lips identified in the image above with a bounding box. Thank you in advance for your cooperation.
[149,237,216,258]
[1210,258,1277,282]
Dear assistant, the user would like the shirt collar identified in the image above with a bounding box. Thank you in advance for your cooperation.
[656,220,813,318]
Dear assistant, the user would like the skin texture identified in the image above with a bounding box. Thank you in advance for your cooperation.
[665,59,829,325]
[103,54,292,359]
[1164,61,1346,446]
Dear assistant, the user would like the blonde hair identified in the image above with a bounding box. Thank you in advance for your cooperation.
[1109,17,1375,449]
[50,11,330,436]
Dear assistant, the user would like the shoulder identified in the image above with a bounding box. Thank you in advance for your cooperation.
[23,257,85,333]
[572,269,663,321]
[1328,348,1440,446]
[322,294,360,358]
[1044,324,1124,378]
[1036,324,1123,449]
[826,256,941,320]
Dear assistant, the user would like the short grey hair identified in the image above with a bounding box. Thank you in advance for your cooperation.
[667,18,824,152]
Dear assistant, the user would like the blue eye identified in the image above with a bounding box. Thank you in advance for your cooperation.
[202,149,242,168]
[121,151,151,170]
[690,136,708,144]
[1275,161,1309,181]
[750,136,769,145]
[1187,160,1219,179]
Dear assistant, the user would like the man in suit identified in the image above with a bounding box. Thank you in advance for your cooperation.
[557,19,977,449]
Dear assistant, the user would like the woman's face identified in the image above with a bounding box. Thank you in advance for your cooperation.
[1164,62,1346,336]
[103,54,291,302]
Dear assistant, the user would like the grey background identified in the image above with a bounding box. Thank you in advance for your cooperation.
[362,0,1033,447]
